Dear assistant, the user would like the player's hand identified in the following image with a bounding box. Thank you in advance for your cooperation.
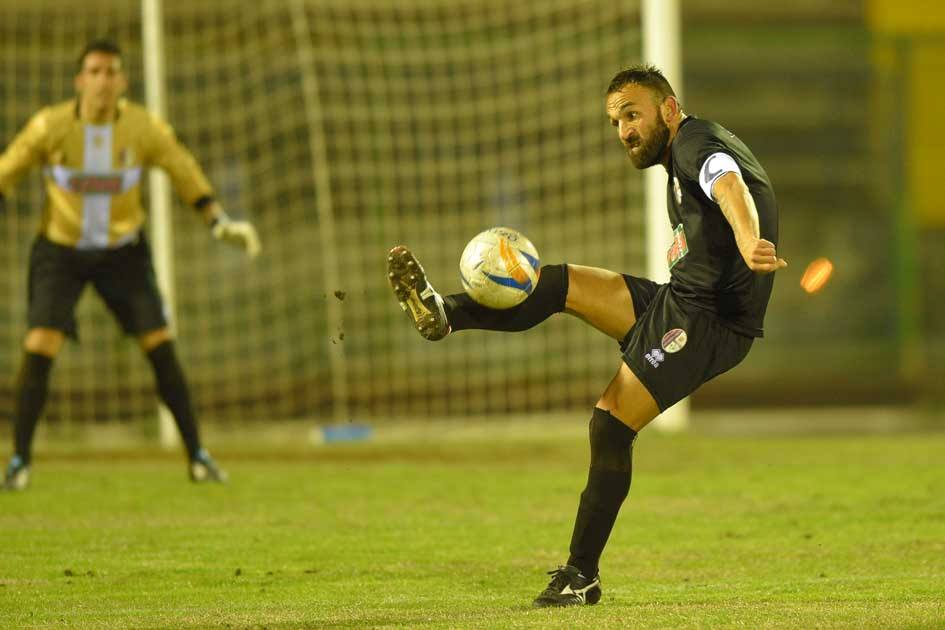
[742,238,786,274]
[213,218,261,259]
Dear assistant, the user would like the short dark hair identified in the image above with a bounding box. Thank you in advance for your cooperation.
[606,64,676,101]
[77,39,123,71]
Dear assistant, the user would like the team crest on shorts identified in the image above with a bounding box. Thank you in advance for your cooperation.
[673,176,682,204]
[661,328,688,353]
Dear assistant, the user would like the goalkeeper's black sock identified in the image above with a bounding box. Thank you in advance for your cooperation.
[12,352,54,466]
[443,264,568,332]
[146,341,202,459]
[567,407,636,578]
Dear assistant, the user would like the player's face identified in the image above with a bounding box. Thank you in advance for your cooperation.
[75,52,127,113]
[606,84,670,169]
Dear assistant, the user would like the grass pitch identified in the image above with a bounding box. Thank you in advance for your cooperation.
[1,419,944,629]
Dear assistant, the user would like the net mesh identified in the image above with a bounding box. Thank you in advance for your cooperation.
[0,0,645,428]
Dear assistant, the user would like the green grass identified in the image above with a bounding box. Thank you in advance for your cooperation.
[1,423,944,628]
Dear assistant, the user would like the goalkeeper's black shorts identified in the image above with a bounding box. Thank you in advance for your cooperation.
[619,275,753,412]
[27,234,168,340]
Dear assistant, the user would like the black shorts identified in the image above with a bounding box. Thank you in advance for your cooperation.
[28,235,168,340]
[619,275,753,411]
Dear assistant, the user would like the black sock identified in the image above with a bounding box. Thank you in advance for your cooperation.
[567,407,637,578]
[146,341,202,459]
[12,352,54,465]
[443,264,568,332]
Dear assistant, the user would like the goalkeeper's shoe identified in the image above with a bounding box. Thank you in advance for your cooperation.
[2,455,30,492]
[387,246,451,341]
[189,449,228,483]
[532,565,602,608]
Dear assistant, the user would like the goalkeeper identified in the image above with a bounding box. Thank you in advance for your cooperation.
[0,40,260,490]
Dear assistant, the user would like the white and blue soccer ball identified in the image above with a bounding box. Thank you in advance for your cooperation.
[459,227,540,309]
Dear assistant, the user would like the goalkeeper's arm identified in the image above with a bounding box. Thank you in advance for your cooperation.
[144,112,260,259]
[197,197,261,259]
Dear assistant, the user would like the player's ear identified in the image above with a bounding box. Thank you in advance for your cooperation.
[660,96,679,123]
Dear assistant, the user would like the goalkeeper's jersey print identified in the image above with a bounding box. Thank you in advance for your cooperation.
[666,116,779,338]
[0,99,213,249]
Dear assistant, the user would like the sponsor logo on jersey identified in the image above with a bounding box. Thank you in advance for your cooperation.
[661,328,688,353]
[48,164,142,195]
[67,174,124,194]
[666,223,689,269]
[644,348,665,368]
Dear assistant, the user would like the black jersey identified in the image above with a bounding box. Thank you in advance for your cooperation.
[665,116,779,337]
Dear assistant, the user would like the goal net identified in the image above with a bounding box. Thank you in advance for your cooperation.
[0,0,647,429]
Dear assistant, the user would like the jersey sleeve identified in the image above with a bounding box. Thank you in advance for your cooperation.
[0,109,49,196]
[142,112,214,206]
[673,123,742,202]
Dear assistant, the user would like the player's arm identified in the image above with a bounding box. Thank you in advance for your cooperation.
[147,114,260,258]
[0,110,49,199]
[712,171,786,274]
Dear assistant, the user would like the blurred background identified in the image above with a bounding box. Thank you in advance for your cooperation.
[0,0,942,440]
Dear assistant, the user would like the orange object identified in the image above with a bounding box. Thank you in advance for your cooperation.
[800,258,834,294]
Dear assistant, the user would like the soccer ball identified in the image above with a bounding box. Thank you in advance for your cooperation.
[459,227,540,309]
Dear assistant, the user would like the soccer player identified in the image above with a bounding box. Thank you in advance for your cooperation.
[387,65,785,607]
[0,40,261,491]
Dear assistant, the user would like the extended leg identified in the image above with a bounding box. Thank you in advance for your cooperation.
[388,244,638,342]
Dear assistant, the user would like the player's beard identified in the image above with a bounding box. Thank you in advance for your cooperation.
[628,116,670,169]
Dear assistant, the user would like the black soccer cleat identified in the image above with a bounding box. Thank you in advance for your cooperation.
[532,565,602,608]
[189,449,228,483]
[1,455,30,492]
[387,246,451,341]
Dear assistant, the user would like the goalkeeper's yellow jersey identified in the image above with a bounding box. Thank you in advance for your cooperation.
[0,98,213,249]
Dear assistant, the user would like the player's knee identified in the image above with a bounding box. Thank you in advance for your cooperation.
[589,407,635,473]
[23,328,65,358]
[597,364,660,431]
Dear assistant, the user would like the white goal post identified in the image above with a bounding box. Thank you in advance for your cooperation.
[142,0,180,448]
[643,0,690,432]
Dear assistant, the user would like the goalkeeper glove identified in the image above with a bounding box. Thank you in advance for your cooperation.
[212,214,261,259]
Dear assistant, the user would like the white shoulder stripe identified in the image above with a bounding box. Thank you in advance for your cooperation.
[698,152,741,202]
